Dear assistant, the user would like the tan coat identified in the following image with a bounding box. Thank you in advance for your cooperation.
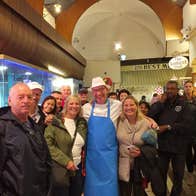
[117,118,150,182]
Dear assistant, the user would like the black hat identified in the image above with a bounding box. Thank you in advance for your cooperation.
[78,87,88,94]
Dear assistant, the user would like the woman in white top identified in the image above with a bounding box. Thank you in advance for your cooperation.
[45,95,87,196]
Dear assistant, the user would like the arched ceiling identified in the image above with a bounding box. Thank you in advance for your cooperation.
[55,0,184,41]
[43,0,187,60]
[72,0,166,60]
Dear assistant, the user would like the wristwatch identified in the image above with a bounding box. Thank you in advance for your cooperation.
[167,125,172,130]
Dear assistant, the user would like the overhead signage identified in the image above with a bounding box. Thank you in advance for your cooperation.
[121,63,170,71]
[168,56,188,70]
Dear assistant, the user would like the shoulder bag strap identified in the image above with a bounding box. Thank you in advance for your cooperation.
[70,123,78,150]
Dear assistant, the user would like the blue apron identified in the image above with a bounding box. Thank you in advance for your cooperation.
[84,100,118,196]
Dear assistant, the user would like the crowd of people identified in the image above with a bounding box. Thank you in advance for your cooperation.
[0,77,196,196]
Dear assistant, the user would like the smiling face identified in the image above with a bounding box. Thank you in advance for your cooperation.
[64,96,81,119]
[92,85,108,104]
[123,97,138,119]
[8,83,33,122]
[42,99,56,114]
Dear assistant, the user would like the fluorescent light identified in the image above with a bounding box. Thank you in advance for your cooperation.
[48,65,65,76]
[25,72,32,76]
[51,77,74,92]
[0,66,8,71]
[120,54,126,61]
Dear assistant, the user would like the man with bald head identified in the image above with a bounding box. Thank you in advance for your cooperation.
[0,83,51,196]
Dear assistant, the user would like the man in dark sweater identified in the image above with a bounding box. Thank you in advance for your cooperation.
[148,80,192,196]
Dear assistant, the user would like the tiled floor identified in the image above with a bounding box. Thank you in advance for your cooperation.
[82,168,196,196]
[181,169,196,196]
[145,168,196,196]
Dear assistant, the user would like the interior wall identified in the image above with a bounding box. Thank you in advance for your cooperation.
[183,0,196,27]
[83,60,121,88]
[166,40,189,57]
[183,0,196,65]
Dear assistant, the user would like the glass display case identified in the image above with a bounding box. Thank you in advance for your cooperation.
[0,55,81,107]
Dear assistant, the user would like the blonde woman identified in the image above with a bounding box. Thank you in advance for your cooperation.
[117,96,155,196]
[45,95,87,196]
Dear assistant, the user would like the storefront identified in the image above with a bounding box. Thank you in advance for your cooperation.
[0,55,81,107]
[120,58,191,101]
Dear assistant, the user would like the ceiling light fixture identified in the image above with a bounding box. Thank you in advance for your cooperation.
[0,66,8,71]
[119,54,126,61]
[114,42,122,51]
[48,65,65,76]
[54,4,62,13]
[25,72,32,76]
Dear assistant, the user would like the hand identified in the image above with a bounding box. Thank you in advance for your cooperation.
[160,93,167,103]
[66,161,77,171]
[144,116,158,130]
[44,114,54,125]
[146,117,158,129]
[157,125,169,133]
[128,146,141,158]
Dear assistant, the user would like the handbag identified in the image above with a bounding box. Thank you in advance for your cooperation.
[52,124,78,186]
[141,128,157,147]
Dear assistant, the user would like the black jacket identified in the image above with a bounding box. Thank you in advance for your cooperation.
[134,145,165,196]
[0,106,10,116]
[34,106,47,132]
[181,95,196,139]
[148,95,192,153]
[0,111,52,196]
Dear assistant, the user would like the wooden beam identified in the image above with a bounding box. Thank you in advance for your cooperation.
[56,0,96,43]
[190,0,196,4]
[142,0,183,40]
[24,0,44,15]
